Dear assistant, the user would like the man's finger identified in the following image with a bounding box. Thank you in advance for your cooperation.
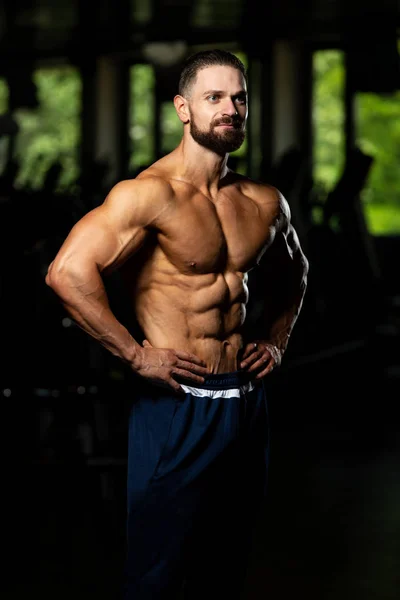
[142,339,152,347]
[241,345,253,360]
[177,360,209,375]
[241,343,258,361]
[240,351,261,369]
[247,356,271,373]
[255,362,275,379]
[240,357,254,368]
[172,368,205,384]
[176,351,207,367]
[167,377,186,396]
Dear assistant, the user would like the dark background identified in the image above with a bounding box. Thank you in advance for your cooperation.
[1,1,400,598]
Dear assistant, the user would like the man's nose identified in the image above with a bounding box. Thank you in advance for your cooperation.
[222,99,238,116]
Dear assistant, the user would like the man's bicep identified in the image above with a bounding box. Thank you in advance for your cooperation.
[51,207,147,278]
[54,178,161,273]
[49,210,117,274]
[285,223,303,258]
[275,225,309,289]
[259,222,308,281]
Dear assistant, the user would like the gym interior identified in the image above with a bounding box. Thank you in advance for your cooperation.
[1,1,400,598]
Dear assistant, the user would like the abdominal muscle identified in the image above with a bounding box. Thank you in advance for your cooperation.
[132,270,249,374]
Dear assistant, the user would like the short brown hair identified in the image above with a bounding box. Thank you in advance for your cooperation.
[178,49,247,98]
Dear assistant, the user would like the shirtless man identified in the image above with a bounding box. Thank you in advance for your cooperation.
[46,49,308,600]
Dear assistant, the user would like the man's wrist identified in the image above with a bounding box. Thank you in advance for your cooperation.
[122,341,143,370]
[264,343,283,366]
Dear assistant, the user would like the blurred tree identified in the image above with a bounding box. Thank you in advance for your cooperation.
[312,50,345,199]
[129,64,155,173]
[0,78,8,113]
[312,47,400,235]
[356,89,400,235]
[11,66,81,192]
[0,78,10,173]
[161,101,182,155]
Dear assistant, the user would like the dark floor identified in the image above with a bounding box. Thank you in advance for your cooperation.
[3,319,400,600]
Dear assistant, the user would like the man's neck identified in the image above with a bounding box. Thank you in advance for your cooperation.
[173,137,230,198]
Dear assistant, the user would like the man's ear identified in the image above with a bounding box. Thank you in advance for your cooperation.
[173,94,190,124]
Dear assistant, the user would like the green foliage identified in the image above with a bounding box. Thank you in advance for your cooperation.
[313,48,400,235]
[129,64,155,172]
[0,78,10,172]
[365,203,400,235]
[161,102,183,154]
[13,66,81,191]
[0,78,8,113]
[230,51,248,164]
[357,90,400,234]
[312,50,345,195]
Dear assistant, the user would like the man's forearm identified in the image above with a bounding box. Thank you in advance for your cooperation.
[259,253,308,359]
[265,291,305,355]
[46,267,140,365]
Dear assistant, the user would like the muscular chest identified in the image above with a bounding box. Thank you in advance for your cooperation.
[157,192,270,274]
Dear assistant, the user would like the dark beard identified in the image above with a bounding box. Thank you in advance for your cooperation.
[190,116,246,156]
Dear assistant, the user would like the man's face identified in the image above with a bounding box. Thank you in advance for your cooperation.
[187,65,248,156]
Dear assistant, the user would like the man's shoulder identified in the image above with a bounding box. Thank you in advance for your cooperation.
[100,172,176,230]
[236,176,290,219]
[106,171,175,207]
[238,176,279,201]
[123,168,174,195]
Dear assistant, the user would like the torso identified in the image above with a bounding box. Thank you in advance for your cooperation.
[121,163,280,374]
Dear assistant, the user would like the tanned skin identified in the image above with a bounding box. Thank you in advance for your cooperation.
[46,64,309,395]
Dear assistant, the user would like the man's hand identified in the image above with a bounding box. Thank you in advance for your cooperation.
[240,341,282,379]
[133,339,210,396]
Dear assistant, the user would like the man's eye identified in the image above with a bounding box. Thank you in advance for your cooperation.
[208,95,219,101]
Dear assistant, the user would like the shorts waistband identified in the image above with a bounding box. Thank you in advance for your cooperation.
[189,370,254,390]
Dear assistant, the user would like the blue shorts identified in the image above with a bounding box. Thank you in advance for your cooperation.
[124,370,269,599]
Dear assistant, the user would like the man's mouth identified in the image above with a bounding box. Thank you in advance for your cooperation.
[214,120,240,129]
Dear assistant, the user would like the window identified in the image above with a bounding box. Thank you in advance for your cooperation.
[161,102,182,155]
[13,65,81,192]
[312,45,400,236]
[0,77,10,174]
[311,49,345,222]
[129,64,155,174]
[229,51,248,175]
[354,42,400,236]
